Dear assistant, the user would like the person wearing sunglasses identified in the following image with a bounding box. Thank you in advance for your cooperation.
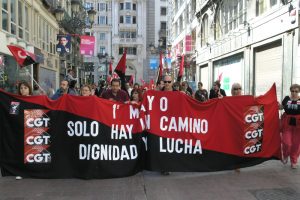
[231,83,242,96]
[162,75,173,91]
[281,84,300,169]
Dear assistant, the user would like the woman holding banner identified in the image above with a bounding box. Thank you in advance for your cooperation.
[231,83,242,96]
[15,80,32,180]
[281,84,300,169]
[17,81,32,96]
[231,83,243,173]
[130,89,142,105]
[80,85,92,96]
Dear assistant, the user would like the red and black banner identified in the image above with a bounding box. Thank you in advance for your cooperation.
[142,85,281,172]
[0,85,281,179]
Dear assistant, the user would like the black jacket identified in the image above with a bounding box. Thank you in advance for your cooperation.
[209,89,226,99]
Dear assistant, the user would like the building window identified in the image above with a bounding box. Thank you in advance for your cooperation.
[99,33,106,40]
[99,3,106,11]
[256,0,267,16]
[161,7,167,16]
[119,31,136,38]
[120,3,124,10]
[161,22,167,30]
[99,46,106,54]
[201,14,208,47]
[133,16,136,24]
[133,3,136,10]
[125,16,131,24]
[119,47,137,55]
[11,0,17,34]
[2,0,9,31]
[215,0,246,39]
[24,5,29,41]
[125,2,131,10]
[99,16,106,24]
[120,16,124,23]
[131,32,136,38]
[18,0,24,39]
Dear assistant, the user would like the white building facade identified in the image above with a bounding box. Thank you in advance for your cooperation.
[87,0,147,84]
[170,0,300,100]
[168,0,197,85]
[0,0,59,94]
[144,0,168,83]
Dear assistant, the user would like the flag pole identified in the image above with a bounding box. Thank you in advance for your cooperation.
[25,67,47,94]
[154,65,160,85]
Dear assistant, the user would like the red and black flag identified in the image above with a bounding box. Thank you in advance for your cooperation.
[177,54,184,82]
[114,48,127,91]
[129,75,134,85]
[7,45,37,67]
[114,48,127,79]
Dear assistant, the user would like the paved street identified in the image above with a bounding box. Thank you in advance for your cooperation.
[0,160,299,200]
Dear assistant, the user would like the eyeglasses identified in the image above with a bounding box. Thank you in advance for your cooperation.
[291,90,299,93]
[164,81,172,83]
[234,88,242,91]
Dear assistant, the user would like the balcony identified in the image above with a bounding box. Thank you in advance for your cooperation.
[113,36,144,45]
[119,23,137,30]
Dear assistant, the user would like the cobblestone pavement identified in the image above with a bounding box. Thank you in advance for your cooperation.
[0,160,299,200]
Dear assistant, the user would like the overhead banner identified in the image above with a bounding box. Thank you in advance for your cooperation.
[0,85,281,179]
[80,35,95,56]
[56,34,71,54]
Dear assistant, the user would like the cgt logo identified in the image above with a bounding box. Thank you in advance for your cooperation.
[25,153,51,163]
[244,113,264,123]
[26,135,51,145]
[243,105,264,155]
[245,129,263,140]
[244,143,262,155]
[25,117,50,128]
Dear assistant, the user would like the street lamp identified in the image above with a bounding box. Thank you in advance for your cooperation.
[97,53,114,80]
[54,2,97,34]
[149,38,165,54]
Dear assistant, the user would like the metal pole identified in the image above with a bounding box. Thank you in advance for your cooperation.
[105,58,108,79]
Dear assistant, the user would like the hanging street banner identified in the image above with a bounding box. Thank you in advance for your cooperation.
[80,35,95,56]
[56,34,71,54]
[0,85,281,179]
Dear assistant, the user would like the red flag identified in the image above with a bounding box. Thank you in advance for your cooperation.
[112,72,119,79]
[159,52,163,79]
[109,61,113,76]
[7,45,37,67]
[177,54,184,82]
[156,52,163,84]
[129,75,134,85]
[218,72,223,82]
[114,49,127,79]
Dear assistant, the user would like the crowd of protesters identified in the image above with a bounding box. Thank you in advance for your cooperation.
[12,71,300,170]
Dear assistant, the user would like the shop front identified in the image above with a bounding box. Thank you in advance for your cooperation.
[213,53,244,96]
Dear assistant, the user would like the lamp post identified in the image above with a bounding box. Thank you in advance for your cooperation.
[97,53,114,81]
[54,1,97,84]
[148,38,171,81]
[54,2,97,34]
